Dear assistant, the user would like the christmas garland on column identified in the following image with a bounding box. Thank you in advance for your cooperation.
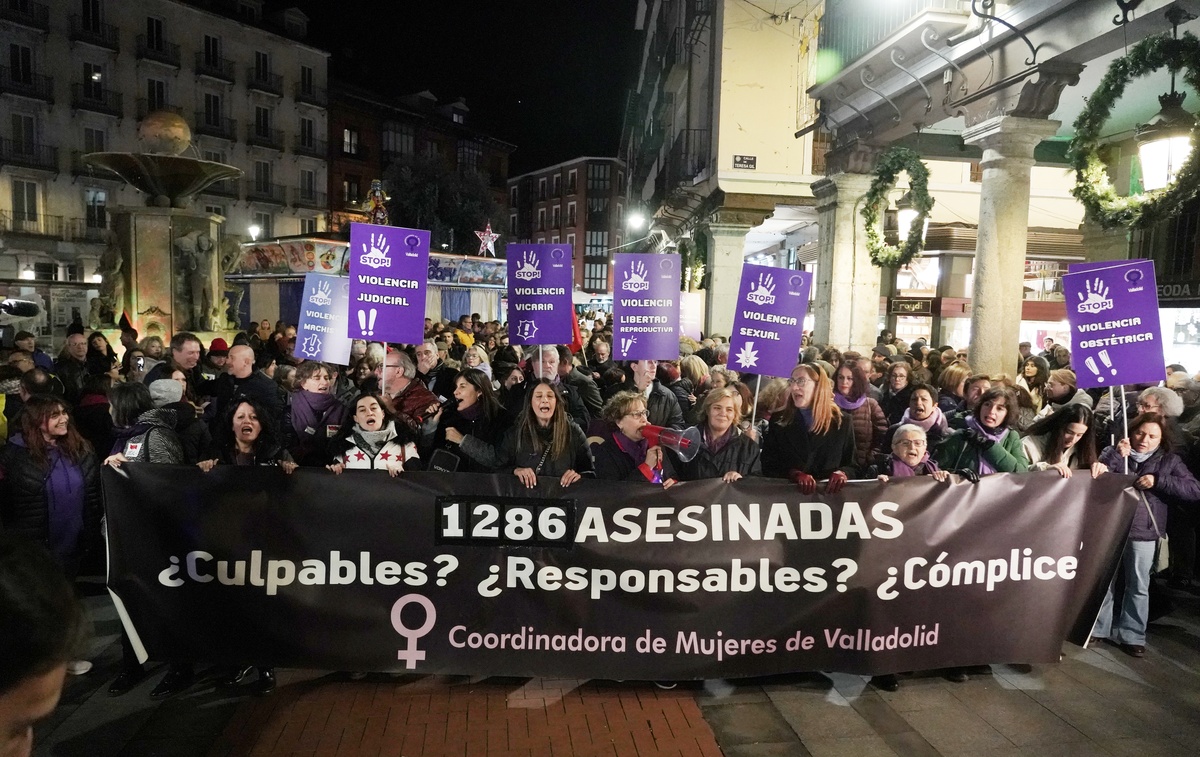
[860,146,935,268]
[1069,32,1200,229]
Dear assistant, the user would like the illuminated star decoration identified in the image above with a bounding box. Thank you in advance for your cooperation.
[475,222,500,257]
[735,341,759,369]
[301,334,323,357]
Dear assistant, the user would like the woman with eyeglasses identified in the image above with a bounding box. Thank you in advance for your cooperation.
[880,361,914,426]
[761,364,855,494]
[591,391,678,487]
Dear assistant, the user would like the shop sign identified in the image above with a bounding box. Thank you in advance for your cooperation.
[890,298,934,316]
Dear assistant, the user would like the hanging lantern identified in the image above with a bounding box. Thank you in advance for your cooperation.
[1136,90,1195,192]
[895,191,929,242]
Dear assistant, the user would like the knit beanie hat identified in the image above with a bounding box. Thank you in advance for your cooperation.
[149,378,183,408]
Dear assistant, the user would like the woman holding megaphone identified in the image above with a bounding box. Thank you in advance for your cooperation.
[761,363,856,494]
[592,391,681,487]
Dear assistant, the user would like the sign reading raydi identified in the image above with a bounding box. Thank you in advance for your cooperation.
[104,467,1136,679]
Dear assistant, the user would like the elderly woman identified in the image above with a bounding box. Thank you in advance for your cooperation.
[329,393,419,476]
[936,387,1030,475]
[676,387,760,482]
[884,382,949,455]
[428,368,512,473]
[709,366,737,391]
[761,363,855,494]
[285,361,348,467]
[1091,413,1200,655]
[880,361,914,426]
[500,379,593,489]
[591,391,678,487]
[1021,404,1097,478]
[875,423,948,483]
[834,360,887,475]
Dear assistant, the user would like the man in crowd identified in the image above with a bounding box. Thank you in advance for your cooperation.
[1039,336,1055,360]
[207,344,283,423]
[453,315,475,350]
[12,332,52,372]
[556,345,603,418]
[0,534,82,757]
[414,340,456,401]
[527,345,590,429]
[629,358,684,429]
[383,349,440,435]
[143,333,202,385]
[54,333,88,406]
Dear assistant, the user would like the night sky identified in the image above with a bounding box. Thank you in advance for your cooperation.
[289,0,642,174]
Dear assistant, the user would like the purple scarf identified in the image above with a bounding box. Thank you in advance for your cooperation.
[834,393,867,411]
[291,390,347,438]
[889,453,940,478]
[703,425,735,454]
[966,415,1008,475]
[901,407,948,435]
[613,431,661,483]
[458,402,482,421]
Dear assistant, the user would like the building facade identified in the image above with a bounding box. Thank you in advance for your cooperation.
[0,0,329,291]
[507,156,628,295]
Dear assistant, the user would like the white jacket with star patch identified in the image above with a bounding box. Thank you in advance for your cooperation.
[335,423,419,474]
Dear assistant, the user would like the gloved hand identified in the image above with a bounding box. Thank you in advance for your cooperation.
[826,470,848,494]
[956,468,980,484]
[967,429,994,449]
[789,469,816,494]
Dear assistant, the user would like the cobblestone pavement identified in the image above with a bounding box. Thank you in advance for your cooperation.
[34,580,1200,756]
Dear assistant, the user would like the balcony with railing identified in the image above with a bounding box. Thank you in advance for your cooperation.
[194,112,237,141]
[293,136,327,158]
[665,128,710,189]
[246,68,283,96]
[247,126,283,150]
[292,187,327,210]
[0,211,68,239]
[195,53,235,83]
[136,98,182,120]
[0,138,57,171]
[70,15,119,52]
[136,35,181,67]
[71,83,122,117]
[294,82,327,107]
[245,181,285,204]
[0,67,54,103]
[0,0,49,31]
[818,0,968,69]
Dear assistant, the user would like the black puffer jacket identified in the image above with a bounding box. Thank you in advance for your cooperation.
[761,414,856,480]
[0,435,101,573]
[165,402,211,464]
[428,404,514,473]
[110,408,184,464]
[675,427,761,481]
[645,381,685,430]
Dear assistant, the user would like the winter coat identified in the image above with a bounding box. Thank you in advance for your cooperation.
[207,370,285,429]
[165,402,211,464]
[1099,446,1200,541]
[644,380,685,430]
[74,392,114,460]
[1022,433,1086,472]
[674,427,761,481]
[497,420,594,479]
[761,414,856,481]
[54,356,88,405]
[333,422,420,474]
[1034,388,1094,422]
[880,385,914,426]
[935,426,1029,474]
[563,367,604,418]
[417,362,458,403]
[284,390,349,467]
[0,433,101,572]
[846,398,888,474]
[388,378,440,435]
[428,404,513,473]
[110,408,185,464]
[591,430,679,483]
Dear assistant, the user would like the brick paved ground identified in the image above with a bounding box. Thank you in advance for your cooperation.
[205,674,723,757]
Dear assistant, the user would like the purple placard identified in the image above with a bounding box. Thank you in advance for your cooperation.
[728,265,812,379]
[612,253,681,360]
[1063,260,1164,389]
[347,223,429,344]
[295,273,352,365]
[506,243,574,345]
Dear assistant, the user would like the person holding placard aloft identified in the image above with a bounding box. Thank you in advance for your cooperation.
[761,363,855,494]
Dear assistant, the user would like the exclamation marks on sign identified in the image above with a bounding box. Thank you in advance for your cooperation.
[357,307,378,336]
[1085,349,1118,383]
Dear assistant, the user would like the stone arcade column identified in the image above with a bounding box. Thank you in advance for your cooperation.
[811,139,882,354]
[702,221,754,337]
[962,116,1061,376]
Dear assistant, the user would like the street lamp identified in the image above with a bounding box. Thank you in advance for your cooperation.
[20,264,35,280]
[1136,7,1196,193]
[627,211,647,231]
[90,273,103,284]
[248,224,261,241]
[895,190,928,241]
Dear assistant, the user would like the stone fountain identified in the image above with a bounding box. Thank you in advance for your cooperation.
[84,112,245,336]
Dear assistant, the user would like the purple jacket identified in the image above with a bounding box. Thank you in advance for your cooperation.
[1099,446,1200,541]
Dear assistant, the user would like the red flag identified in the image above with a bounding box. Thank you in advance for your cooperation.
[569,312,583,355]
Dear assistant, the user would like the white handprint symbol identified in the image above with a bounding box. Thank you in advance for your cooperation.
[1076,277,1113,314]
[747,273,776,306]
[623,261,649,292]
[360,232,392,269]
[514,251,542,280]
[308,279,333,307]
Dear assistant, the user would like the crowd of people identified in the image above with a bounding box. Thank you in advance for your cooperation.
[2,315,1198,697]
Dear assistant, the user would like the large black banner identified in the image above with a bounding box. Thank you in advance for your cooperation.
[103,467,1138,678]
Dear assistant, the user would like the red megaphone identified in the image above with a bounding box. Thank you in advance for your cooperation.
[642,425,703,462]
